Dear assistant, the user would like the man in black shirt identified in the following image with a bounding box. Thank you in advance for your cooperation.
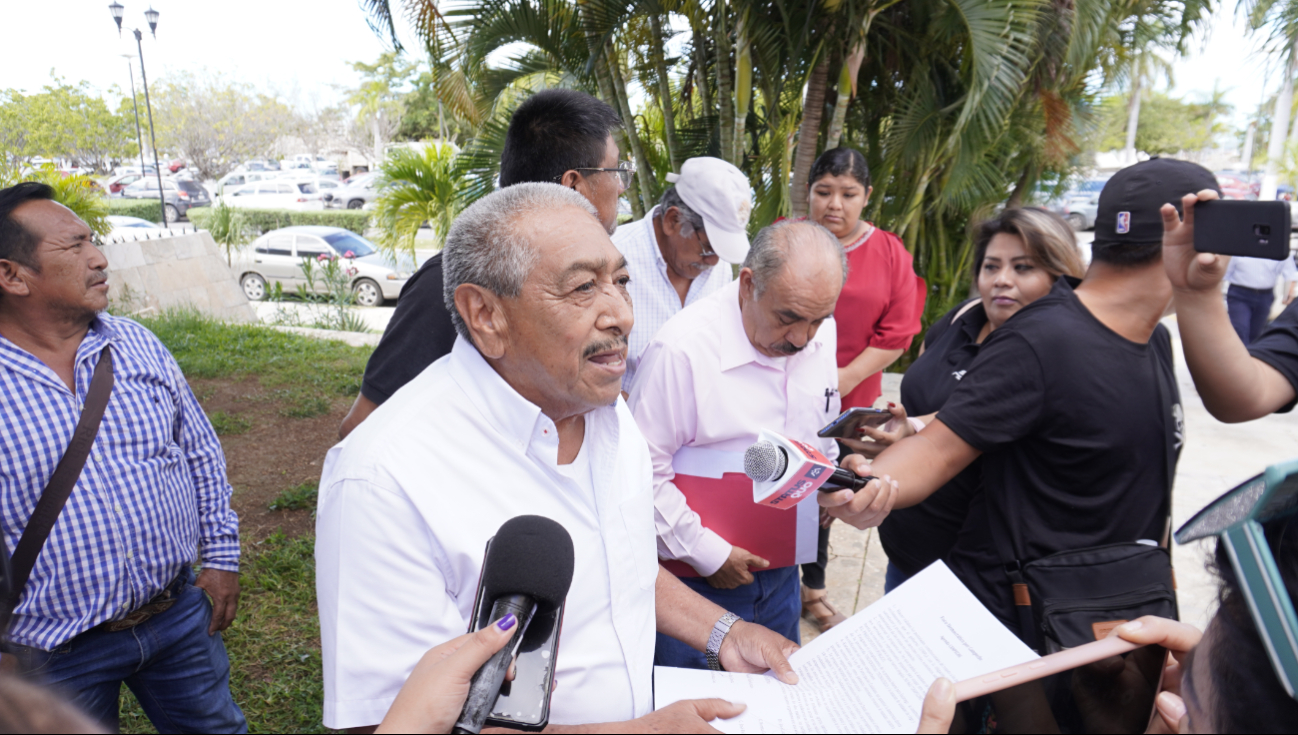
[338,90,626,438]
[1163,188,1298,420]
[823,158,1218,634]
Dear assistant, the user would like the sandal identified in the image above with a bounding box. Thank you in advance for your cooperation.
[801,585,847,632]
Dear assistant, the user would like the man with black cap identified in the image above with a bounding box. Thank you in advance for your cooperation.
[817,158,1218,639]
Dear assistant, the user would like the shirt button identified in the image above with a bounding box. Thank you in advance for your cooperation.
[126,550,134,560]
[113,504,122,514]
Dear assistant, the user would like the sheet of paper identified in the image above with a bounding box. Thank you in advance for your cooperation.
[654,562,1038,734]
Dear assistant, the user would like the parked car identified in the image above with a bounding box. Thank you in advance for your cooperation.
[104,173,143,195]
[1053,178,1108,230]
[105,215,162,238]
[1216,172,1260,200]
[231,226,411,306]
[119,177,211,222]
[223,180,325,210]
[324,173,381,209]
[114,164,158,177]
[167,158,187,173]
[216,169,279,194]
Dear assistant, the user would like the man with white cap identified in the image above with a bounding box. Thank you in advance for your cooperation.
[612,156,753,390]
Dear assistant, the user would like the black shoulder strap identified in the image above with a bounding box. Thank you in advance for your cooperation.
[4,346,114,613]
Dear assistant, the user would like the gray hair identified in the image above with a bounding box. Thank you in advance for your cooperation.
[742,220,848,295]
[657,186,706,236]
[443,182,600,340]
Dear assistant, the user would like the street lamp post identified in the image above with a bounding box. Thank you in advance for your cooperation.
[110,3,167,225]
[120,54,148,186]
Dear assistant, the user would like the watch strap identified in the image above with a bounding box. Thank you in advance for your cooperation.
[705,612,741,671]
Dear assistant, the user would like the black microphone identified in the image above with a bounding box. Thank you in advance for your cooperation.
[453,515,575,735]
[743,440,876,491]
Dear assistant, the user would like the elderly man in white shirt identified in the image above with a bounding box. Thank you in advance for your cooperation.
[613,157,752,389]
[628,220,859,670]
[316,183,800,733]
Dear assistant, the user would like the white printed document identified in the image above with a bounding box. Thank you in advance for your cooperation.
[653,562,1037,733]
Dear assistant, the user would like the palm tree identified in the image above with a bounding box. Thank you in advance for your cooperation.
[371,143,463,259]
[1243,0,1298,198]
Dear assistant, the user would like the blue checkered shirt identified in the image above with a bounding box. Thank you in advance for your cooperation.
[0,315,239,651]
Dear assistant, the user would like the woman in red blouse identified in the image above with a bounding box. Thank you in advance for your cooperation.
[798,147,924,631]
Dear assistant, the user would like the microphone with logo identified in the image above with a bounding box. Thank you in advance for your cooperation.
[743,430,876,509]
[453,515,575,734]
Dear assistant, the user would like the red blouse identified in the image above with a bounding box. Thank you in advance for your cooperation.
[833,224,924,408]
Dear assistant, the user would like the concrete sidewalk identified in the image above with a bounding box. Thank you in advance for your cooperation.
[802,322,1298,643]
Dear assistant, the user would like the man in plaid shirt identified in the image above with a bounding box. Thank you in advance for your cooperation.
[0,183,245,732]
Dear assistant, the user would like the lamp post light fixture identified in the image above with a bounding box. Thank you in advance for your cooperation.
[107,3,167,224]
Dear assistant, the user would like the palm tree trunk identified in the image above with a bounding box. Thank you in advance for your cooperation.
[825,42,866,151]
[790,59,830,218]
[650,13,682,171]
[1124,75,1142,166]
[733,10,752,165]
[714,0,735,165]
[1263,40,1298,200]
[692,25,713,118]
[1005,163,1036,209]
[606,40,657,211]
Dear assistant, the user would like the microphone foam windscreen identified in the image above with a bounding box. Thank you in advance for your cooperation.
[481,515,576,611]
[744,441,788,482]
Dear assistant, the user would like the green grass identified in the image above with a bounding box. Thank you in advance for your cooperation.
[119,533,326,734]
[136,308,372,400]
[208,410,253,436]
[270,482,319,512]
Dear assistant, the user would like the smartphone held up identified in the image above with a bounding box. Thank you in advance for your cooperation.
[1193,199,1292,260]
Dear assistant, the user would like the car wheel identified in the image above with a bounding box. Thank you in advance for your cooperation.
[353,278,383,307]
[347,199,364,210]
[241,273,268,301]
[164,204,180,223]
[1066,213,1085,231]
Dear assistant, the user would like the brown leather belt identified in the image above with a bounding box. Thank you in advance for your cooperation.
[95,569,188,633]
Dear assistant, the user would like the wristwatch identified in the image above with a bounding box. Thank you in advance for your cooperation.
[705,612,741,671]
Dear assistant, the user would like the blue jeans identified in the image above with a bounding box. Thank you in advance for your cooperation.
[654,565,802,670]
[884,562,911,593]
[1227,284,1275,344]
[5,567,247,733]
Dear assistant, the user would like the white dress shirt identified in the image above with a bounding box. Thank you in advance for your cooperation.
[1226,255,1298,290]
[316,337,658,729]
[627,281,840,576]
[612,206,734,390]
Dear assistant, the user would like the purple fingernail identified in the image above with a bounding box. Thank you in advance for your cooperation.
[496,613,517,632]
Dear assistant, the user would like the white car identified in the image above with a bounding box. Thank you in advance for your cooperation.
[325,173,381,209]
[231,226,411,306]
[105,215,162,240]
[216,169,280,194]
[222,181,325,210]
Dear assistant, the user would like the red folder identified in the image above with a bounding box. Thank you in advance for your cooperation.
[660,472,804,578]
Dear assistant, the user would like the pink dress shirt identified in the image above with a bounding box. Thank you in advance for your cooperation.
[627,280,841,576]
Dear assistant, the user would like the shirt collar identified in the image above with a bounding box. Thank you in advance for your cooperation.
[715,280,825,372]
[0,313,117,394]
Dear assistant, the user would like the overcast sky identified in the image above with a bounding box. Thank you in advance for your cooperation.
[0,1,1284,135]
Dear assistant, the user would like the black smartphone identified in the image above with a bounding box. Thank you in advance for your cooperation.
[466,538,565,732]
[1194,199,1292,260]
[817,407,893,439]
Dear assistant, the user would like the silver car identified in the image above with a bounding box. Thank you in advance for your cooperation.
[231,226,411,307]
[325,173,381,209]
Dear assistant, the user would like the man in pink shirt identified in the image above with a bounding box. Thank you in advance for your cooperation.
[628,220,847,669]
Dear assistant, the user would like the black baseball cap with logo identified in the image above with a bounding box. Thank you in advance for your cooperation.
[1093,157,1221,248]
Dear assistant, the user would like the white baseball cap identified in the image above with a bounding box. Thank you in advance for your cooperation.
[665,157,753,264]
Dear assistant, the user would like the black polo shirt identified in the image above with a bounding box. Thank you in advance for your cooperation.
[879,300,987,577]
[937,277,1180,632]
[360,252,458,405]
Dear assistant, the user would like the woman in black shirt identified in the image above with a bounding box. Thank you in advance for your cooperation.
[846,207,1085,591]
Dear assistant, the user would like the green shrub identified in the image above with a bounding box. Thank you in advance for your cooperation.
[207,410,252,436]
[107,198,165,222]
[188,207,370,236]
[269,482,319,511]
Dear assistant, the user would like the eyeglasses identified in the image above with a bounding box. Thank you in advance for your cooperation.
[1175,457,1298,698]
[571,161,636,192]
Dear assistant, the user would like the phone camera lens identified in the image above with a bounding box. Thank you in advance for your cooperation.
[1255,224,1273,236]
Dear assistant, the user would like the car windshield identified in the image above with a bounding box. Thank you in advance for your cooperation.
[178,181,205,193]
[1078,179,1108,194]
[297,183,318,194]
[323,231,377,257]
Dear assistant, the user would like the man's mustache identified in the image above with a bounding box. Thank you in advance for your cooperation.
[88,270,108,287]
[772,341,803,355]
[583,335,628,359]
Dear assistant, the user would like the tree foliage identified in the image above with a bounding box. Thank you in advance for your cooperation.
[1095,91,1231,155]
[0,75,137,172]
[150,72,296,180]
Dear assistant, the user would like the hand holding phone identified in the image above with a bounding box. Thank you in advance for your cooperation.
[817,407,893,440]
[1193,199,1292,261]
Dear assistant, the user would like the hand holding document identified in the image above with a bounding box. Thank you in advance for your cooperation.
[654,563,1038,734]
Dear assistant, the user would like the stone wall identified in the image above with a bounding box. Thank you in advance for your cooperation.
[100,231,258,322]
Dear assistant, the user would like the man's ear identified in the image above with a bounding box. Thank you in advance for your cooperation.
[738,267,756,304]
[0,259,33,298]
[559,170,584,191]
[864,185,874,208]
[454,283,508,359]
[660,206,682,237]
